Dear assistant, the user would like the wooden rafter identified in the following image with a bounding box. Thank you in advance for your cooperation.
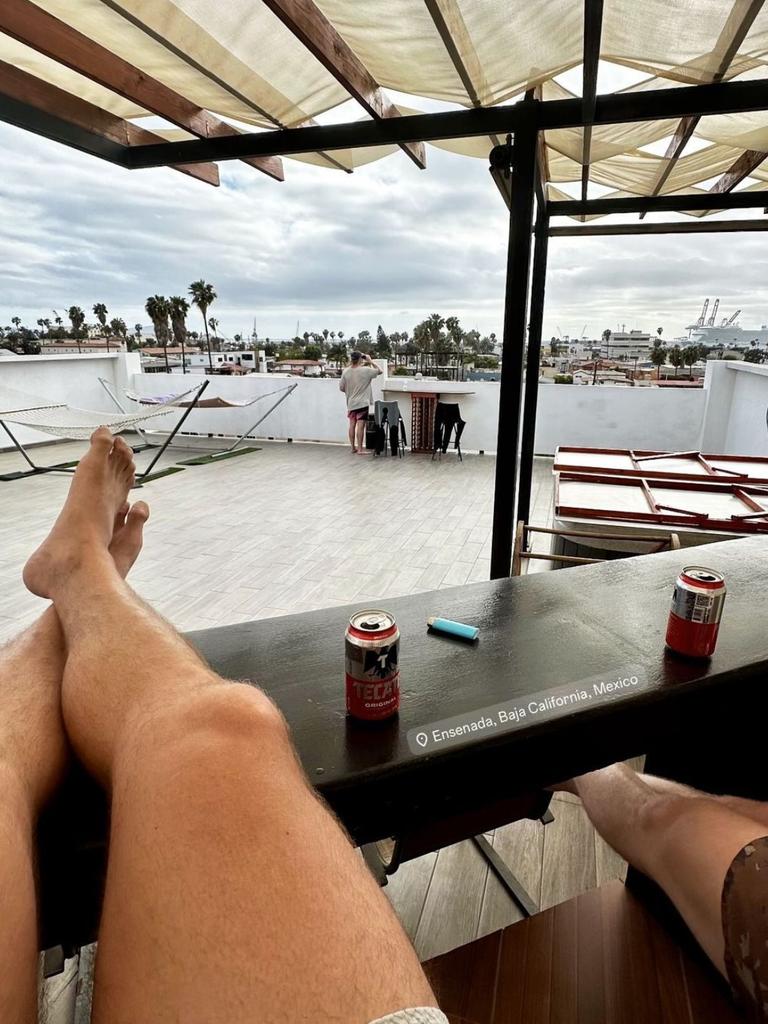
[0,59,219,185]
[422,0,502,147]
[0,0,284,181]
[640,0,765,217]
[710,147,768,192]
[580,0,604,209]
[260,0,426,169]
[97,0,351,173]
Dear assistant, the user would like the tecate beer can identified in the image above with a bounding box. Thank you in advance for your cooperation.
[345,609,400,721]
[665,566,726,659]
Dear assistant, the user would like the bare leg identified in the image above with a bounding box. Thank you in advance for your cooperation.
[631,771,768,829]
[0,494,147,1024]
[348,418,357,452]
[556,763,768,973]
[25,430,436,1023]
[356,417,367,452]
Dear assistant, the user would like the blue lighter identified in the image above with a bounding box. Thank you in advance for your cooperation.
[427,616,480,642]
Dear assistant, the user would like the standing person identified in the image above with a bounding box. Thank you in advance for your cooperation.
[340,351,382,454]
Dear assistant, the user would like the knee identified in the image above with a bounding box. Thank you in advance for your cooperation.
[177,684,290,749]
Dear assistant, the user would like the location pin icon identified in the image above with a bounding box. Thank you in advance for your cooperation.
[415,732,428,748]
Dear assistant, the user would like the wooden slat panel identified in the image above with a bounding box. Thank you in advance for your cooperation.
[261,0,426,168]
[424,930,501,1024]
[0,0,283,180]
[426,881,744,1023]
[549,898,578,1024]
[0,59,219,185]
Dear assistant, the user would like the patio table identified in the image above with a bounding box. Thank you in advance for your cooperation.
[38,534,768,954]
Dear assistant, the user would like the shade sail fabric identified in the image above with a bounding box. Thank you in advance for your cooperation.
[5,0,768,217]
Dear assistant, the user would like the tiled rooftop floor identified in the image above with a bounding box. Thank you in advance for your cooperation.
[0,437,554,642]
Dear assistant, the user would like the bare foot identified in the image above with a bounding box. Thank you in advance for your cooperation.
[0,497,149,810]
[23,427,135,599]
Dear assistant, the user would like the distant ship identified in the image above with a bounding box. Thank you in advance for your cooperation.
[682,298,768,348]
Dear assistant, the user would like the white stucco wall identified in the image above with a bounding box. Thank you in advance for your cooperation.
[0,355,713,456]
[0,352,139,446]
[699,360,768,456]
[533,383,706,454]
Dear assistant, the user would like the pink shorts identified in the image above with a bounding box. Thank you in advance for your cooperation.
[348,407,369,422]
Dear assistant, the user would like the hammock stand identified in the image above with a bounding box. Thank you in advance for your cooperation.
[0,380,209,484]
[99,379,298,467]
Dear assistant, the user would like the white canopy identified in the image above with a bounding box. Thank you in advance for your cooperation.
[3,0,768,214]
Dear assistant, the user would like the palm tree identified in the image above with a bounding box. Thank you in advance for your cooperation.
[134,323,143,344]
[169,296,190,374]
[188,280,217,370]
[208,316,220,351]
[656,327,663,340]
[425,313,446,350]
[93,302,109,352]
[650,340,667,379]
[67,306,86,353]
[145,295,171,371]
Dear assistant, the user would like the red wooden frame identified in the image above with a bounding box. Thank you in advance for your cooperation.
[555,471,768,533]
[553,446,768,483]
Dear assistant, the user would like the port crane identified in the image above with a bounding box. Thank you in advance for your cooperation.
[707,298,719,326]
[696,298,709,326]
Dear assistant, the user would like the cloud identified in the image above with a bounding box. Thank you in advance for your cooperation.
[0,120,766,342]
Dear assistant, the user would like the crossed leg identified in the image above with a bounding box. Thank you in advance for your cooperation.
[24,428,436,1023]
[0,495,148,1023]
[555,763,768,975]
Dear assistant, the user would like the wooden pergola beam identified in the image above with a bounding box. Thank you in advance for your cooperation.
[710,147,768,192]
[423,0,502,147]
[97,0,351,173]
[640,0,765,217]
[0,0,283,181]
[0,59,219,185]
[580,0,604,209]
[260,0,426,169]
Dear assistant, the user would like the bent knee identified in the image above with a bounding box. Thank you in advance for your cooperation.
[177,683,289,747]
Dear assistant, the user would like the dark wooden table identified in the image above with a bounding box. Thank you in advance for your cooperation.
[39,534,768,952]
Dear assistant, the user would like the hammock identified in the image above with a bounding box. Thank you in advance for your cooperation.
[0,381,209,482]
[100,379,299,461]
[124,385,292,409]
[0,382,203,440]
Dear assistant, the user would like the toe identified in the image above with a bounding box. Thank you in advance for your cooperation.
[91,426,114,452]
[113,501,129,535]
[128,500,150,524]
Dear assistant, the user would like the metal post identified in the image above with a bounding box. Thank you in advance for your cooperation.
[489,114,538,579]
[516,200,549,529]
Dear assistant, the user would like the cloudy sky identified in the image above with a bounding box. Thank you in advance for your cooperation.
[1,97,766,345]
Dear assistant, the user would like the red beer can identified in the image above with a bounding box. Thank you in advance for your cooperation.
[345,609,400,721]
[665,566,726,659]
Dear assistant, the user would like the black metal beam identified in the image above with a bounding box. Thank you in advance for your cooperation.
[490,111,538,580]
[580,0,604,206]
[550,219,768,236]
[549,190,768,216]
[124,76,768,168]
[0,92,128,164]
[516,201,549,528]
